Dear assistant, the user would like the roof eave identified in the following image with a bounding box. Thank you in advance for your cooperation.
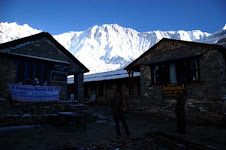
[0,32,89,73]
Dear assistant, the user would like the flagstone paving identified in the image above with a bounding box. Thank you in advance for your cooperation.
[0,106,225,150]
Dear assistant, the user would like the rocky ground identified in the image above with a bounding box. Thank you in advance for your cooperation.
[0,105,226,150]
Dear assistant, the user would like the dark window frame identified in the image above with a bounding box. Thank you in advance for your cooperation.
[150,57,200,85]
[84,84,89,97]
[106,80,112,90]
[98,83,104,96]
[150,63,170,85]
[15,60,51,86]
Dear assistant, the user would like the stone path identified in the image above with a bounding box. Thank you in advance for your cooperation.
[0,106,226,150]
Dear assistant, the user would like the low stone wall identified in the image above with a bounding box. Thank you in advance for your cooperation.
[186,99,226,125]
[13,101,76,114]
[0,114,58,127]
[128,97,226,126]
[0,100,91,127]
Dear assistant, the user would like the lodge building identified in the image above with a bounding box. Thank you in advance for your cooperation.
[0,32,88,114]
[68,70,140,105]
[125,38,226,124]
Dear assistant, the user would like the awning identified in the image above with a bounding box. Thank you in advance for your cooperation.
[147,53,202,65]
[1,52,70,64]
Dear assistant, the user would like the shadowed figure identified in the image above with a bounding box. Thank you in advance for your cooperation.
[110,90,131,138]
[175,92,186,134]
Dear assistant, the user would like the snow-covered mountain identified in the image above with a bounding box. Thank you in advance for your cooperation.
[204,24,226,43]
[0,22,225,74]
[0,22,41,43]
[54,24,212,73]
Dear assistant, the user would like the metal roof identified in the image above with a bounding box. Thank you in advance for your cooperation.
[67,69,140,84]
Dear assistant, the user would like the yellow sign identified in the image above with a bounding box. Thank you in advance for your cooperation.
[162,83,185,99]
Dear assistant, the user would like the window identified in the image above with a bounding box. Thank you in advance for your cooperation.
[43,65,50,86]
[16,62,25,84]
[16,60,51,86]
[176,59,199,82]
[26,63,34,85]
[152,64,170,84]
[84,85,88,97]
[106,81,112,90]
[160,64,170,83]
[98,84,104,96]
[34,63,42,85]
[176,61,188,83]
[153,65,160,84]
[91,84,97,92]
[116,81,122,94]
[150,58,200,84]
[189,59,199,81]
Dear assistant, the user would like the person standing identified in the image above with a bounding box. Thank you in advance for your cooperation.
[111,90,131,138]
[175,92,186,134]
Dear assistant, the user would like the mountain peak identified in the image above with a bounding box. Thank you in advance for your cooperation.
[93,24,137,33]
[0,22,41,43]
[223,24,226,30]
[102,23,119,27]
[1,22,226,74]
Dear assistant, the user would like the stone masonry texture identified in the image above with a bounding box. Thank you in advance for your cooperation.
[127,39,226,125]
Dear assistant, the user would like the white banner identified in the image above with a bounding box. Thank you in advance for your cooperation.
[9,84,60,102]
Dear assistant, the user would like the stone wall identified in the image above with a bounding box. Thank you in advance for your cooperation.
[128,96,226,126]
[0,55,69,101]
[130,40,226,124]
[0,37,86,102]
[0,55,17,100]
[186,99,225,125]
[0,100,89,126]
[13,101,72,114]
[0,114,57,127]
[12,38,71,64]
[84,77,140,105]
[139,41,226,100]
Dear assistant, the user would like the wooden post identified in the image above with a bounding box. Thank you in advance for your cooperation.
[127,70,132,95]
[131,71,134,95]
[74,74,78,101]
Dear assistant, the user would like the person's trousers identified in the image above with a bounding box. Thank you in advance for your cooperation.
[176,115,186,134]
[113,113,130,136]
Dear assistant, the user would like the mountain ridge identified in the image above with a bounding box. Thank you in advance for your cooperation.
[0,22,225,74]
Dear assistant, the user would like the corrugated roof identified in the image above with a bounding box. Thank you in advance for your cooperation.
[67,69,140,84]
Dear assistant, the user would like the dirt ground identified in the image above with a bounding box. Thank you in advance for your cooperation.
[0,106,226,150]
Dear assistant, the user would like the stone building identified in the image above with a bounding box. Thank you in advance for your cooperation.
[125,38,226,124]
[68,70,140,105]
[0,32,89,114]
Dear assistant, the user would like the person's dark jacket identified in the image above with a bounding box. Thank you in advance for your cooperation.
[111,95,124,115]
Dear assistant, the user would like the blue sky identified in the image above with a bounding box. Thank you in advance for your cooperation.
[0,0,225,35]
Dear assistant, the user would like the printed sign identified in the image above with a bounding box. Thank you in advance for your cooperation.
[54,63,68,72]
[51,71,67,82]
[162,83,185,99]
[9,84,60,102]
